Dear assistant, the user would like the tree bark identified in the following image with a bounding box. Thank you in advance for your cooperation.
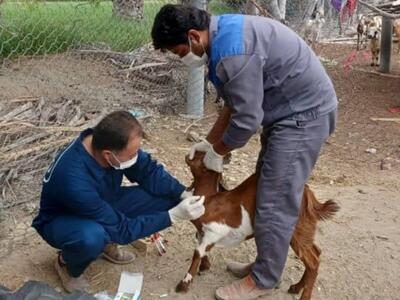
[112,0,144,19]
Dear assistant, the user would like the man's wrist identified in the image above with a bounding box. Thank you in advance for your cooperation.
[213,140,231,156]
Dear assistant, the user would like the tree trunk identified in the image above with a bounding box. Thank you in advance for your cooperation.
[112,0,144,19]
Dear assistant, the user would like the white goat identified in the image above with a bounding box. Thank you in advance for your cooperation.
[303,9,325,51]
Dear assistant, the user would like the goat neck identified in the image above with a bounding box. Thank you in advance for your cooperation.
[192,172,221,198]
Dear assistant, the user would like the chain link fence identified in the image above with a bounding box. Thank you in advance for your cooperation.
[1,0,399,211]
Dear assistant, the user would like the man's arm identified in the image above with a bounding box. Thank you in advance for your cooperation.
[123,149,185,199]
[205,105,233,156]
[63,177,171,245]
[218,54,265,149]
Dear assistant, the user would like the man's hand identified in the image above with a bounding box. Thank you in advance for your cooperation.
[188,139,212,160]
[168,195,205,223]
[203,146,224,173]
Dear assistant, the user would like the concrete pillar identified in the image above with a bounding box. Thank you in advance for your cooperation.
[379,17,393,73]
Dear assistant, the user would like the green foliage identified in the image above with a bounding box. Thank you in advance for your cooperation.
[0,1,167,57]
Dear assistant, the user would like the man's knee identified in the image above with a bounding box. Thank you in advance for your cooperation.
[69,224,107,257]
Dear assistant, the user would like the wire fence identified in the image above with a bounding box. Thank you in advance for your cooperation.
[0,0,400,212]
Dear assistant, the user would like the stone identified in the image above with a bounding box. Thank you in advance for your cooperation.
[380,161,392,170]
[380,158,393,170]
[365,148,377,154]
[145,148,159,155]
[16,222,26,230]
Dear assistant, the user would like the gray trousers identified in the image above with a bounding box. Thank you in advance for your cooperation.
[251,108,337,289]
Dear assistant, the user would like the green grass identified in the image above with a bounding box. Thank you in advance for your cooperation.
[208,0,238,14]
[0,0,239,58]
[0,1,167,57]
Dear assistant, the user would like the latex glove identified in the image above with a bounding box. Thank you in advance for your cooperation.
[203,146,224,173]
[168,195,205,223]
[180,189,194,201]
[188,139,212,160]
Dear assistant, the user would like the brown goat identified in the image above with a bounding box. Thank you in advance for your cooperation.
[394,20,400,54]
[176,152,339,300]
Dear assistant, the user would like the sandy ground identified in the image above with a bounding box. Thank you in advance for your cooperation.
[0,44,400,299]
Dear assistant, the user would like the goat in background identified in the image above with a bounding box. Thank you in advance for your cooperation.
[303,8,326,51]
[367,22,381,67]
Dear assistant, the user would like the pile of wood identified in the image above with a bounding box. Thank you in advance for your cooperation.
[76,43,188,110]
[0,96,106,208]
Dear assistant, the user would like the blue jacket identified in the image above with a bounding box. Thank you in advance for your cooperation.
[32,129,185,244]
[208,15,338,149]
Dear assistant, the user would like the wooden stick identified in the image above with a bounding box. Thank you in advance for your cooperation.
[358,0,400,19]
[370,117,400,122]
[349,66,400,78]
[248,0,275,19]
[3,198,35,209]
[1,137,74,161]
[1,132,50,152]
[0,102,33,123]
[183,113,218,133]
[9,97,40,103]
[129,62,168,71]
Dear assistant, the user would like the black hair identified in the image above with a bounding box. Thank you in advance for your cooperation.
[151,4,210,51]
[92,111,143,151]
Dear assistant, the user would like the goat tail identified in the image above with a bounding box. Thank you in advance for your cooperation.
[315,199,340,221]
[303,184,340,221]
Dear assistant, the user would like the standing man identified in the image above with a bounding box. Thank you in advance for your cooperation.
[152,5,337,300]
[32,111,204,293]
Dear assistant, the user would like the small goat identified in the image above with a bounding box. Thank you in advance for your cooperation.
[394,20,400,54]
[176,152,339,300]
[356,14,368,50]
[368,24,381,67]
[303,9,325,51]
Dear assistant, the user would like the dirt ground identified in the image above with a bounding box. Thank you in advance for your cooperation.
[0,43,400,300]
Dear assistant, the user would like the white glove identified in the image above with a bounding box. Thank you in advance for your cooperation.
[180,189,194,200]
[203,146,224,173]
[168,195,205,223]
[188,139,212,160]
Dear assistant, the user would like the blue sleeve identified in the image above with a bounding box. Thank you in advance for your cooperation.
[123,149,185,199]
[217,54,265,149]
[63,177,171,245]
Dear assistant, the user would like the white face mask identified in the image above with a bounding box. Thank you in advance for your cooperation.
[110,152,138,170]
[181,38,208,68]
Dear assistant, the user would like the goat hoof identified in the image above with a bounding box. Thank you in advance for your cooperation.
[288,284,303,294]
[199,260,211,272]
[176,281,190,293]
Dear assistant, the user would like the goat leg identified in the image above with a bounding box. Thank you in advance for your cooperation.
[199,255,211,272]
[176,249,202,293]
[298,244,321,300]
[176,231,218,293]
[176,246,214,292]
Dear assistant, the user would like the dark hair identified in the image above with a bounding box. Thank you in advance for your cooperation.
[92,111,143,151]
[151,4,210,51]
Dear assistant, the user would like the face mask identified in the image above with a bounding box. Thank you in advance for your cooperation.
[181,38,208,68]
[110,152,138,170]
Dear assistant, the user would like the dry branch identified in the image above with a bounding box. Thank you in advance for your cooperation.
[358,0,400,19]
[370,117,400,122]
[0,102,33,122]
[1,137,75,162]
